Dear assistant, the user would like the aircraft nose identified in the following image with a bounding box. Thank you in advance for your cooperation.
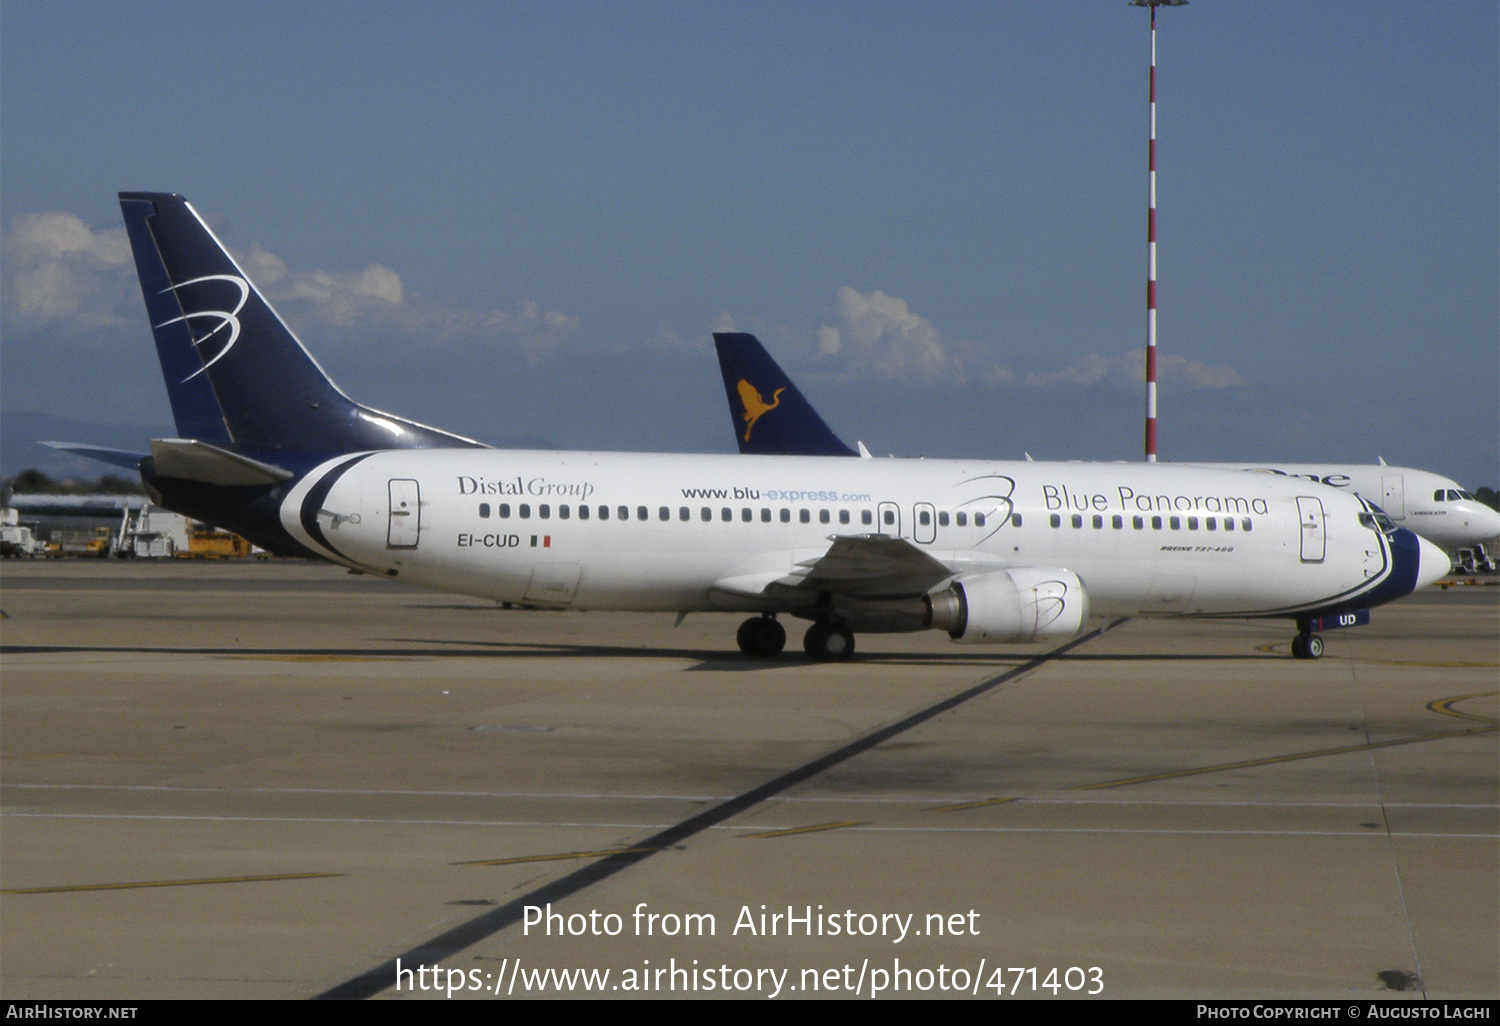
[1415,535,1450,591]
[1479,505,1500,544]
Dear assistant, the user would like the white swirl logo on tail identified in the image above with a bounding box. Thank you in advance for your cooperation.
[155,275,250,382]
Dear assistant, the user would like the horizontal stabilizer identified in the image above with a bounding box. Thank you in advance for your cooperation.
[40,441,149,472]
[149,439,295,487]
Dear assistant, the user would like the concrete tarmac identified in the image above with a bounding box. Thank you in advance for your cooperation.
[1,560,1495,1000]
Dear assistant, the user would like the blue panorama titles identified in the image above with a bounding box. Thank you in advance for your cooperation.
[1042,483,1271,516]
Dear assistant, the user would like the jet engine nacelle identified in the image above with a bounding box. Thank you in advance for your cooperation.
[926,568,1089,644]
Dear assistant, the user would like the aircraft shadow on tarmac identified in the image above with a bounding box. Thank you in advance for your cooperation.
[0,637,1288,670]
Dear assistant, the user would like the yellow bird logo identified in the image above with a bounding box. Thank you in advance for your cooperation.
[737,379,785,442]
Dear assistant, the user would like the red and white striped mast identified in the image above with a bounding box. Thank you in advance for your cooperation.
[1131,0,1187,462]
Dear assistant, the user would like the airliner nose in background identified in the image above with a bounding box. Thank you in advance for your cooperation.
[48,193,1449,665]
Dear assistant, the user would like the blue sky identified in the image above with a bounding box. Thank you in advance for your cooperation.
[3,2,1496,485]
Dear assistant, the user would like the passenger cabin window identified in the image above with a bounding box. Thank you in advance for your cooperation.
[762,508,772,523]
[1169,516,1180,530]
[974,513,986,527]
[1111,515,1122,529]
[1092,515,1103,529]
[883,510,896,526]
[559,505,570,519]
[500,503,511,518]
[742,508,752,522]
[479,503,490,518]
[956,512,968,527]
[919,510,931,526]
[799,509,811,524]
[839,510,850,525]
[679,507,690,521]
[1012,514,1023,527]
[861,511,873,526]
[780,509,791,523]
[938,511,950,527]
[577,505,588,520]
[519,504,532,519]
[819,509,830,524]
[1051,514,1061,528]
[658,506,670,521]
[1071,514,1083,528]
[636,506,648,521]
[1186,516,1197,530]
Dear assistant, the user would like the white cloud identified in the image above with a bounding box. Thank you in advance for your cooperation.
[239,245,578,361]
[0,212,135,336]
[1,209,581,362]
[1024,349,1246,391]
[815,286,1014,386]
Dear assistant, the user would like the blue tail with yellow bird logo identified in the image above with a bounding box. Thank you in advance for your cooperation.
[712,332,859,457]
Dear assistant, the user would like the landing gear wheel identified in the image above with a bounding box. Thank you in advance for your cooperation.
[1291,632,1324,660]
[736,615,786,657]
[803,621,855,662]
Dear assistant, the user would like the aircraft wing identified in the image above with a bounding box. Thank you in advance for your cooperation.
[784,534,956,597]
[714,534,1015,605]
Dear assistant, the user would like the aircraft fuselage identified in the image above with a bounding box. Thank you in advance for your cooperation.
[272,449,1433,623]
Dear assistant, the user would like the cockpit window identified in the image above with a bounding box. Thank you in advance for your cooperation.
[1359,510,1398,537]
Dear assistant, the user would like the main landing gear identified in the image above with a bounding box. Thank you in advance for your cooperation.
[736,615,786,657]
[1290,631,1324,660]
[734,615,855,662]
[802,620,855,662]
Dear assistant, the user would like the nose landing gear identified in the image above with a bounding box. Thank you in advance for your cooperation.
[1290,632,1324,660]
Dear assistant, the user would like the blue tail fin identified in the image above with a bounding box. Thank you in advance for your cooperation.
[118,192,485,463]
[712,333,858,457]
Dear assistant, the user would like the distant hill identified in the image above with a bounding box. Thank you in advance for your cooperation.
[1,412,171,481]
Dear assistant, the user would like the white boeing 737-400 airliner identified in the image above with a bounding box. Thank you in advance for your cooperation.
[52,194,1448,663]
